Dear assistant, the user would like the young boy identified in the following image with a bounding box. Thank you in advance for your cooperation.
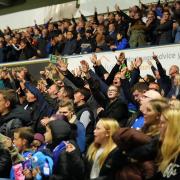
[12,127,53,180]
[13,127,34,155]
[11,127,34,179]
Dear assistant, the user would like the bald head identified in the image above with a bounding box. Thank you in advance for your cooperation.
[143,90,162,100]
[140,90,162,113]
[169,65,179,78]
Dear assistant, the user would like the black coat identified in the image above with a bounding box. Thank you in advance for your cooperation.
[0,105,31,137]
[50,140,84,180]
[87,77,129,126]
[151,155,180,180]
[48,119,84,180]
[155,20,173,45]
[0,143,12,178]
[85,148,118,180]
[98,98,128,126]
[62,38,77,56]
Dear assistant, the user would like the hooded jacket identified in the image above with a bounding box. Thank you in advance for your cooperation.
[47,118,84,180]
[0,105,31,137]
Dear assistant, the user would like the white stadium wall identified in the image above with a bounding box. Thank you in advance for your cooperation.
[66,44,180,77]
[0,0,161,29]
[1,44,180,78]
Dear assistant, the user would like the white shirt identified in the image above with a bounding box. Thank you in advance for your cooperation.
[90,147,104,179]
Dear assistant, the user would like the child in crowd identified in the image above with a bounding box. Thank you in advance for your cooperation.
[11,127,53,180]
[32,133,46,151]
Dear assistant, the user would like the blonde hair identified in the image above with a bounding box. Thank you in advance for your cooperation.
[168,99,180,109]
[143,99,169,137]
[87,118,119,168]
[159,108,180,172]
[174,74,180,86]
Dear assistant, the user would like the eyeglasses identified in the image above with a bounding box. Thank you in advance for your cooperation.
[108,89,118,92]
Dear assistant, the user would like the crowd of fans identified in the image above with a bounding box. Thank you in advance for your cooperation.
[0,48,179,179]
[0,0,180,63]
[0,0,180,180]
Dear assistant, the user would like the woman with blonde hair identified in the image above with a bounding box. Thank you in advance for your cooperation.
[157,107,180,179]
[142,98,169,138]
[85,118,119,180]
[168,99,180,109]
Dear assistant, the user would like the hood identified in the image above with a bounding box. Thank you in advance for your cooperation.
[0,105,31,126]
[48,118,71,147]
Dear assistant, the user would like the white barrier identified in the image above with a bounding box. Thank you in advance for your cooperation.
[67,44,180,77]
[77,0,158,17]
[0,44,180,78]
[0,0,162,29]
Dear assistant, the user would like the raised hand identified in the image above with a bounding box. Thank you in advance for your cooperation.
[94,6,97,12]
[152,52,159,62]
[79,10,82,14]
[115,4,120,11]
[16,71,25,82]
[147,60,153,66]
[41,117,50,126]
[49,17,53,22]
[134,57,143,68]
[129,61,134,71]
[90,53,101,66]
[80,60,89,74]
[116,52,125,65]
[57,59,68,72]
[107,6,110,13]
[65,142,76,153]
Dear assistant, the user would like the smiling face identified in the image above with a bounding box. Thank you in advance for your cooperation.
[107,85,119,101]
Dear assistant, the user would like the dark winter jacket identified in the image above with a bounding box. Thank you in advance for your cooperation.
[98,98,128,126]
[0,143,12,178]
[24,81,55,133]
[152,155,180,180]
[62,38,77,56]
[0,105,31,137]
[155,20,173,45]
[47,118,84,180]
[85,147,118,180]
